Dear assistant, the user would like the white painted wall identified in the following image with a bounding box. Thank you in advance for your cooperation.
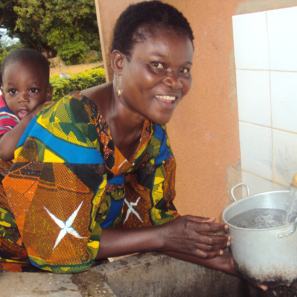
[233,6,297,194]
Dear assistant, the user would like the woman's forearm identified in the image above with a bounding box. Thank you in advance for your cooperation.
[0,101,54,161]
[96,226,163,259]
[0,114,33,161]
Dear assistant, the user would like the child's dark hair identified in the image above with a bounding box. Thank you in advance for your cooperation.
[0,49,50,85]
[111,1,194,61]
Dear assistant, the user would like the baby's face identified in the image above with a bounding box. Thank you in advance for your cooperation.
[1,61,51,120]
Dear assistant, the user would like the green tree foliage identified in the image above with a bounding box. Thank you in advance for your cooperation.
[0,0,101,64]
[0,49,8,68]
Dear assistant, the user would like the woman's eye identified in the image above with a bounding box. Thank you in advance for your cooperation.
[30,88,39,93]
[151,62,165,70]
[180,68,190,74]
[8,89,17,95]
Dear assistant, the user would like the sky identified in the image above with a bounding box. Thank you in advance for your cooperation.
[0,28,19,46]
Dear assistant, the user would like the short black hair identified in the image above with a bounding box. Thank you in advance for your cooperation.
[111,1,194,61]
[0,49,50,85]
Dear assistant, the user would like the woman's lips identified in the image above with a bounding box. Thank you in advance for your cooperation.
[155,95,178,109]
[18,109,29,119]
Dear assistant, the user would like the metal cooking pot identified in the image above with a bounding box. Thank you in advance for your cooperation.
[222,183,297,286]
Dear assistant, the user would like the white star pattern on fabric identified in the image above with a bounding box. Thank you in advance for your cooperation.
[123,196,143,224]
[44,201,87,250]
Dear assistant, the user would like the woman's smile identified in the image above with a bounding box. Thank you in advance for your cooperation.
[155,94,178,110]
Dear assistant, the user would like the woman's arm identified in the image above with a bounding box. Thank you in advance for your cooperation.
[97,215,230,260]
[0,101,54,161]
[0,112,34,161]
[98,227,269,291]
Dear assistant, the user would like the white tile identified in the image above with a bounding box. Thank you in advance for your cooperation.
[273,183,290,191]
[267,6,297,71]
[273,129,297,187]
[239,122,273,180]
[242,171,274,195]
[232,12,269,70]
[271,71,297,133]
[236,70,271,126]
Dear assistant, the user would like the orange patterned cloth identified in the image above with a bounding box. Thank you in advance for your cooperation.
[1,91,179,273]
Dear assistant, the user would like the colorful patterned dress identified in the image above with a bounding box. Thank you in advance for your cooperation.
[1,91,179,273]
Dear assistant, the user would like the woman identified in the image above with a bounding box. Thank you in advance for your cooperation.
[1,0,237,277]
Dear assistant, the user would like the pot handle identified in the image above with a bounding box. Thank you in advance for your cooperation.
[231,183,250,202]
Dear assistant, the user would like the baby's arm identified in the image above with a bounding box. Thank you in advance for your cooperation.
[0,101,54,161]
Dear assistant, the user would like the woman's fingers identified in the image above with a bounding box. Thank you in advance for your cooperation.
[194,237,230,251]
[187,232,230,259]
[192,249,223,259]
[252,283,268,291]
[160,215,231,258]
[188,230,230,247]
[187,215,217,223]
[186,215,228,233]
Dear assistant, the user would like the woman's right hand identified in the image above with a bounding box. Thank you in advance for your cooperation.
[159,215,230,259]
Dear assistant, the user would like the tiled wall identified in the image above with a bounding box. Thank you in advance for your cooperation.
[232,6,297,195]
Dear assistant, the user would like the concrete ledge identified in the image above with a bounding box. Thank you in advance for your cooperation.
[1,253,297,296]
[0,273,82,296]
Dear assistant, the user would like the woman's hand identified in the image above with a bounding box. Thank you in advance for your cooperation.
[159,215,230,259]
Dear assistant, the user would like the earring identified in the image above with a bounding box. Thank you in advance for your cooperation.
[116,86,122,97]
[116,75,122,97]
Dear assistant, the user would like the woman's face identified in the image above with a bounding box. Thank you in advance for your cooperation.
[119,29,193,125]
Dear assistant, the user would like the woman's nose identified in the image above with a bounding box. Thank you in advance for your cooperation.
[163,71,183,89]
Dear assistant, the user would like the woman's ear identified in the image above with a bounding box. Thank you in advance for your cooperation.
[111,50,125,75]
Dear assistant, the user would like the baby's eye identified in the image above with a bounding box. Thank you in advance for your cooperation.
[179,68,190,74]
[151,62,165,70]
[30,88,39,93]
[8,89,17,95]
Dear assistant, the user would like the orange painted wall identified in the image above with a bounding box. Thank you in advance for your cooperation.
[95,0,297,221]
[161,0,241,221]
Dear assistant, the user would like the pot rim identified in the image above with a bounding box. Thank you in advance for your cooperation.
[222,190,292,231]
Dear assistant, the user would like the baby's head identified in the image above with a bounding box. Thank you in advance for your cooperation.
[0,49,52,120]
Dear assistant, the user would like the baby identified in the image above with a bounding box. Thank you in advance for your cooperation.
[0,49,54,161]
